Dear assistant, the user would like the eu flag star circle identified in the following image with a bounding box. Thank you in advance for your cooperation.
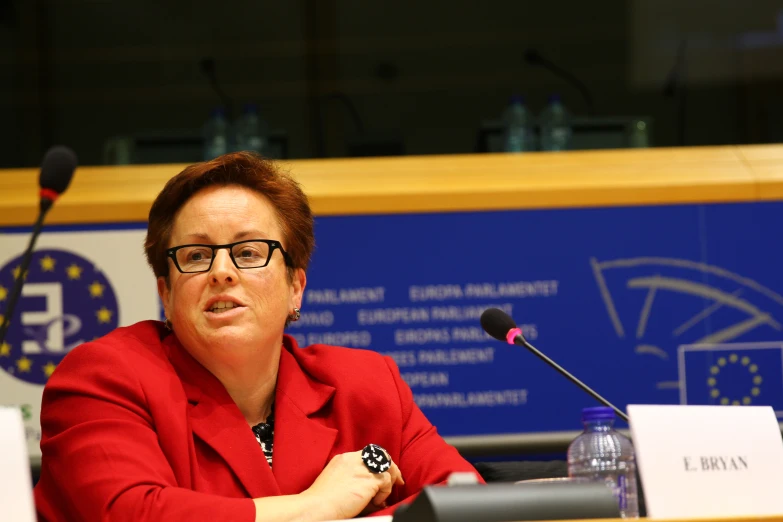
[0,249,119,385]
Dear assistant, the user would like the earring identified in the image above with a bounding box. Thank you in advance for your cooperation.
[164,319,173,331]
[289,307,301,322]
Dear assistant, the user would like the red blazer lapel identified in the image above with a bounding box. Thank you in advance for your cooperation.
[272,342,337,495]
[164,335,281,498]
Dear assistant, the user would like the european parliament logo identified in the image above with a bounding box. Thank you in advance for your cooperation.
[0,249,118,385]
[679,342,783,414]
[591,256,783,404]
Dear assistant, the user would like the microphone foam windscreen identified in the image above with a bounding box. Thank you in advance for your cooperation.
[480,308,518,341]
[39,146,78,195]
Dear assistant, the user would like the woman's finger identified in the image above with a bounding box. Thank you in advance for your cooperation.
[388,460,405,486]
[370,471,393,507]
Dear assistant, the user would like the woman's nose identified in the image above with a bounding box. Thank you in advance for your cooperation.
[209,249,237,284]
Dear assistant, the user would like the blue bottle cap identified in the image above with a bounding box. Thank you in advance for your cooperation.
[581,406,615,422]
[509,94,525,105]
[548,93,562,104]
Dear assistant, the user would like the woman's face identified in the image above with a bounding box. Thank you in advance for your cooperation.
[157,185,305,362]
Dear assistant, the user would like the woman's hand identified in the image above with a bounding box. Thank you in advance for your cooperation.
[302,450,404,520]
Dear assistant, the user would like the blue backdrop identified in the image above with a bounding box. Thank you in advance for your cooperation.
[288,201,783,436]
[5,201,782,438]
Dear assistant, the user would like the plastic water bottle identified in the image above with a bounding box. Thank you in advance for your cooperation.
[502,95,534,153]
[236,103,269,156]
[203,107,231,160]
[540,94,572,151]
[628,119,650,148]
[567,407,639,518]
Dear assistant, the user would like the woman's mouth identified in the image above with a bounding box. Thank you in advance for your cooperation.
[208,301,240,314]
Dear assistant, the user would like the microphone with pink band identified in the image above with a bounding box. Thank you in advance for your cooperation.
[0,146,78,346]
[480,307,629,422]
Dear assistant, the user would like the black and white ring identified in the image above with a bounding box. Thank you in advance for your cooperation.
[361,443,391,474]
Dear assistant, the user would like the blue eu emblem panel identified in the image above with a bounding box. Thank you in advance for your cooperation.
[4,201,783,438]
[0,249,119,385]
[290,201,783,435]
[680,343,783,413]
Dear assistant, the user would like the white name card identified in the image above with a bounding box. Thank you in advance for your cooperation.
[628,404,783,518]
[0,407,36,522]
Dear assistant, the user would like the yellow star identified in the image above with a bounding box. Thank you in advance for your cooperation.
[42,361,57,378]
[96,307,113,324]
[0,342,10,357]
[16,356,32,373]
[66,263,83,280]
[12,265,27,281]
[40,255,56,272]
[0,285,7,301]
[88,281,105,298]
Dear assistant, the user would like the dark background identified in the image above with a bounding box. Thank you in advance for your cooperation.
[1,0,782,167]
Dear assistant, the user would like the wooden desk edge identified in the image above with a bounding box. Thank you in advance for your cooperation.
[559,514,783,522]
[0,145,780,227]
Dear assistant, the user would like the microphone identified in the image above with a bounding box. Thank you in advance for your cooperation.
[523,49,595,117]
[480,308,628,422]
[0,146,78,345]
[199,57,234,121]
[662,39,688,146]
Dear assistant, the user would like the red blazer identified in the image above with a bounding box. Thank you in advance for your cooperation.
[34,321,481,522]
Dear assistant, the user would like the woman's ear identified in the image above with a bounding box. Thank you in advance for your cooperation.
[157,277,171,320]
[290,268,306,309]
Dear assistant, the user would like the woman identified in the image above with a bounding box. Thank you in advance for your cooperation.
[33,152,481,522]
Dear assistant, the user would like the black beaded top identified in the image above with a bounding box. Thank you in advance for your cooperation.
[251,405,274,468]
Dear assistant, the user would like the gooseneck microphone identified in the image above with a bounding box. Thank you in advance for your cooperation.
[480,308,628,422]
[199,57,234,121]
[524,48,595,117]
[0,146,78,346]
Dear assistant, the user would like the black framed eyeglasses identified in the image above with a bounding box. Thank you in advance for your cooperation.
[166,239,293,274]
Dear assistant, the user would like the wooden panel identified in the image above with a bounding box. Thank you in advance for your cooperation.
[737,144,783,201]
[0,145,775,227]
[569,517,783,522]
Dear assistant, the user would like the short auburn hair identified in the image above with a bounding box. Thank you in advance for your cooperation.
[144,152,314,281]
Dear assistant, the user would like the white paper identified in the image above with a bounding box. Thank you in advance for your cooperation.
[0,407,36,522]
[629,404,783,518]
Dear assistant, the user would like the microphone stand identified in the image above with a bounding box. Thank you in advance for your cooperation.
[199,57,234,122]
[0,199,54,345]
[662,39,688,146]
[524,49,595,117]
[512,334,629,422]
